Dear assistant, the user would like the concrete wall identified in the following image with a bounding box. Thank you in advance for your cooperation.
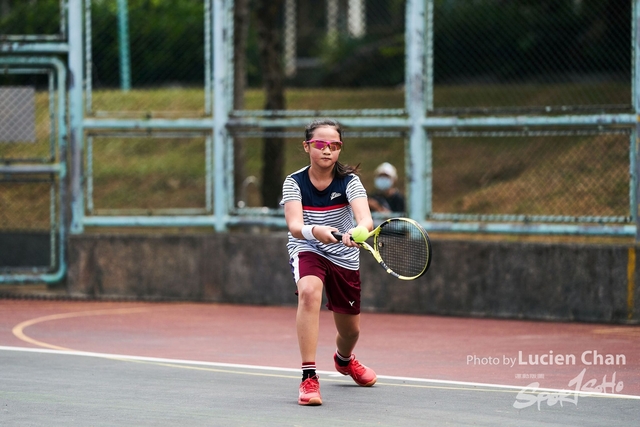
[0,232,51,267]
[66,233,639,324]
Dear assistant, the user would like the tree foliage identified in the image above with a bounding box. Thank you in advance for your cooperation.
[0,0,630,88]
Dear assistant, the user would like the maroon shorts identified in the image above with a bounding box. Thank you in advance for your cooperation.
[290,251,361,315]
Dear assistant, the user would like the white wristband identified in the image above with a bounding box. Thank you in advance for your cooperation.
[301,225,316,240]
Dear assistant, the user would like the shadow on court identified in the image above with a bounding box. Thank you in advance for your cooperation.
[0,299,639,426]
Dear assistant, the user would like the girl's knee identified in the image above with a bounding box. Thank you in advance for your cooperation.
[297,281,323,308]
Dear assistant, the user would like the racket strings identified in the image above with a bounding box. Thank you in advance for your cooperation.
[377,221,429,278]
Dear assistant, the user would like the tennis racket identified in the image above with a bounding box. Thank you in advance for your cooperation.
[332,217,432,280]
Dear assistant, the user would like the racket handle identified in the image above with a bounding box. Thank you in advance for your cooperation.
[331,231,353,241]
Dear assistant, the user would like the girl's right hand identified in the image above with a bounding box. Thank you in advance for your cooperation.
[311,225,340,244]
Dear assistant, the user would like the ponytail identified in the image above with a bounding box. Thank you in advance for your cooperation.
[334,161,360,178]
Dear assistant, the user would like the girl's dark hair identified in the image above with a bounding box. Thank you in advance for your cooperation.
[305,118,360,178]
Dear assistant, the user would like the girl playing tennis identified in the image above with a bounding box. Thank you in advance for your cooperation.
[280,118,377,406]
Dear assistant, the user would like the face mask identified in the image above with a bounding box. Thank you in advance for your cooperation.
[374,176,393,191]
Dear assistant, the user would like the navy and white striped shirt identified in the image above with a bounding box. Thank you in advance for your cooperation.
[280,166,367,270]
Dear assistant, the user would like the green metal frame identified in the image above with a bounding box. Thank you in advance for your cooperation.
[74,0,640,238]
[0,57,69,284]
[1,0,637,288]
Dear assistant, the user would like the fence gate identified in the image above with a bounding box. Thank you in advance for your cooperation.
[0,58,68,285]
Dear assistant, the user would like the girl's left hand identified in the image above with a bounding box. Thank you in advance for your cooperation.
[342,228,361,247]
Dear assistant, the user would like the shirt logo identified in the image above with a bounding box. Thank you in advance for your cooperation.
[349,301,355,306]
[330,192,341,200]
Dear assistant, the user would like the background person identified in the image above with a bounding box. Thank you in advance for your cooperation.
[368,162,405,214]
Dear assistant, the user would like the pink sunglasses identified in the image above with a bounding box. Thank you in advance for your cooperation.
[305,140,343,152]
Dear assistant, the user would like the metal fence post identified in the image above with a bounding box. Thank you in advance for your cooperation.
[405,0,428,221]
[634,0,640,242]
[117,0,131,91]
[213,0,232,231]
[68,0,85,234]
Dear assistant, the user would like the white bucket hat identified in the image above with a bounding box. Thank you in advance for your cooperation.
[374,162,397,180]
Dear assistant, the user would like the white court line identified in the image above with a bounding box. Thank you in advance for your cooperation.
[1,345,639,400]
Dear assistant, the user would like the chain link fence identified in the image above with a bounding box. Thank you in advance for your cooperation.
[86,0,209,117]
[279,0,405,93]
[0,69,60,271]
[431,129,630,222]
[0,0,635,236]
[85,133,210,214]
[237,0,632,223]
[431,0,631,114]
[0,0,65,40]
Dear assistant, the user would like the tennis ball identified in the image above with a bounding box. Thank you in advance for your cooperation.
[351,226,369,243]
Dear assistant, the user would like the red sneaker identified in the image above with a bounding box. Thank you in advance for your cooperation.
[334,354,377,387]
[298,375,322,406]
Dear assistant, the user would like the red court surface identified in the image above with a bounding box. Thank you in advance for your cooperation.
[1,298,638,397]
